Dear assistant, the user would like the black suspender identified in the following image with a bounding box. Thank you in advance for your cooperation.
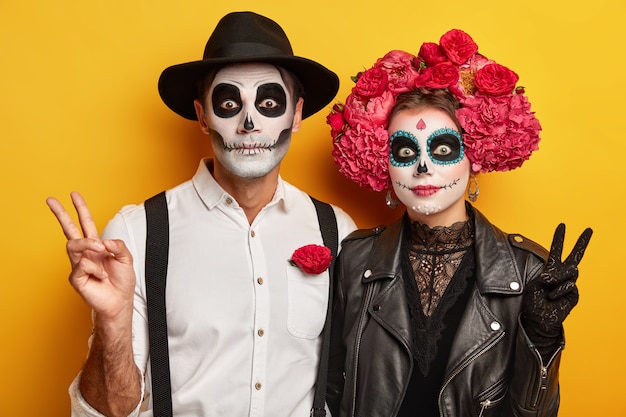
[144,191,338,416]
[144,191,173,417]
[309,197,337,417]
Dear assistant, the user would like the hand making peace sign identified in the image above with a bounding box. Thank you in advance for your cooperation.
[522,223,593,341]
[46,192,136,321]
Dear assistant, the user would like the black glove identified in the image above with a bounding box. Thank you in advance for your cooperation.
[521,223,593,359]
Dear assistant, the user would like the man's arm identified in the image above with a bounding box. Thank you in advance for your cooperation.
[47,193,142,416]
[79,305,141,416]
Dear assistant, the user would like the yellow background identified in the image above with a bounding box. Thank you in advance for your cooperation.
[2,0,624,415]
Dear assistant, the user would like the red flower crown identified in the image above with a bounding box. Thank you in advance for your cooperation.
[327,29,542,192]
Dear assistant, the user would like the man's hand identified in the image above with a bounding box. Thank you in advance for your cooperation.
[46,192,135,320]
[522,223,593,345]
[47,192,141,416]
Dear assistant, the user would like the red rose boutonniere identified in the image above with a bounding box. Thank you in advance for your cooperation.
[289,244,333,275]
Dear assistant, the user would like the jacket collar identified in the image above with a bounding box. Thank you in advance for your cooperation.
[362,205,522,296]
[471,206,523,295]
[361,219,404,284]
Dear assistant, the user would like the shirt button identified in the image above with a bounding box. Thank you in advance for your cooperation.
[514,235,523,243]
[490,321,501,331]
[509,281,520,291]
[255,382,262,390]
[225,197,233,205]
[251,230,256,237]
[257,329,265,337]
[257,277,264,285]
[364,269,372,278]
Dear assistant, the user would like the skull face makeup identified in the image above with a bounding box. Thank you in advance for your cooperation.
[388,107,470,223]
[199,63,300,179]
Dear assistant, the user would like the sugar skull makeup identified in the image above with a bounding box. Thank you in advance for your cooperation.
[203,63,298,179]
[390,127,464,167]
[388,107,470,219]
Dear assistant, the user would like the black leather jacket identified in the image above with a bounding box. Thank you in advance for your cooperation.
[327,206,563,417]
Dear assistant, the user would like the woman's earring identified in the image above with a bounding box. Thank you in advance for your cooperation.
[467,174,480,202]
[385,190,399,209]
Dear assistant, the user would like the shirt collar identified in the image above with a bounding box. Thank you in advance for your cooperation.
[191,158,291,212]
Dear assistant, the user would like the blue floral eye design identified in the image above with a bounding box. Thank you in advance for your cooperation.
[427,128,464,165]
[390,130,419,167]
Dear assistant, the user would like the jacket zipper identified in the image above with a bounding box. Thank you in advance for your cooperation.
[478,400,491,417]
[438,331,505,417]
[350,281,376,417]
[530,345,562,407]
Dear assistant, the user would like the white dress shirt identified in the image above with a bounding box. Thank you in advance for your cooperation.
[69,159,356,416]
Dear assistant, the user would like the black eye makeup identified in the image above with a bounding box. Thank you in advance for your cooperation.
[427,128,464,165]
[256,83,286,117]
[389,131,419,167]
[212,83,242,118]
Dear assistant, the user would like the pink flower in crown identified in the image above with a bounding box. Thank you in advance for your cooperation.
[327,103,346,140]
[354,67,389,98]
[457,92,541,173]
[416,62,460,89]
[343,90,396,128]
[439,29,479,65]
[374,50,420,94]
[417,42,449,67]
[474,63,519,96]
[332,124,390,191]
[450,54,493,98]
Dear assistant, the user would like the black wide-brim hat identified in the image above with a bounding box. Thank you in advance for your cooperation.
[158,11,339,121]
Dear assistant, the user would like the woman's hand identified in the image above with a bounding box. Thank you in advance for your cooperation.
[522,223,593,345]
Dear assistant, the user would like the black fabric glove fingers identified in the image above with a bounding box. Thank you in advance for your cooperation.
[546,266,578,300]
[521,224,593,355]
[564,226,593,266]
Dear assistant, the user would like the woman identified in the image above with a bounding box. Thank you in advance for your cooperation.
[326,30,592,416]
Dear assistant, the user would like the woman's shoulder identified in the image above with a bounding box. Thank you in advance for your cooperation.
[472,205,548,262]
[343,225,387,242]
[340,217,405,253]
[507,232,549,262]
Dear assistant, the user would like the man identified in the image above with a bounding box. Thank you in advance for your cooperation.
[47,11,356,416]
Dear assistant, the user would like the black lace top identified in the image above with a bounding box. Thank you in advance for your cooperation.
[398,212,476,417]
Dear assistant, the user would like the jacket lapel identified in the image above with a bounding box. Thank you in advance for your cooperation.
[472,208,523,295]
[361,220,413,350]
[445,207,522,376]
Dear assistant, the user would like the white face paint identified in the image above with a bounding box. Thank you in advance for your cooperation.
[204,63,296,179]
[388,107,470,223]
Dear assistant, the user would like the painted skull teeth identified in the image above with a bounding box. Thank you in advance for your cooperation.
[224,141,277,153]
